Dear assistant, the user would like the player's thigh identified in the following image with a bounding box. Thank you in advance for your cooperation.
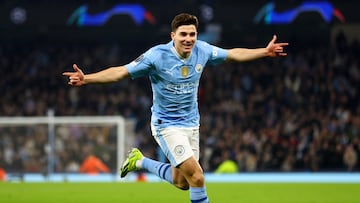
[151,125,198,167]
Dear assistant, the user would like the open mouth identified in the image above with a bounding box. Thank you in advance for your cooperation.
[183,44,193,50]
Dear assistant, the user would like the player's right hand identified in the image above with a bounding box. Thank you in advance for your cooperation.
[62,64,85,86]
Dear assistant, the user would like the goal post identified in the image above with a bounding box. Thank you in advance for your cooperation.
[0,114,134,176]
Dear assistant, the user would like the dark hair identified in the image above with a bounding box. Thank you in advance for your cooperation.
[171,13,199,32]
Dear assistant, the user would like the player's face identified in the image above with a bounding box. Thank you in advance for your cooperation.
[171,25,197,58]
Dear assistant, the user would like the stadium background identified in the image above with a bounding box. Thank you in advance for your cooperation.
[1,0,360,180]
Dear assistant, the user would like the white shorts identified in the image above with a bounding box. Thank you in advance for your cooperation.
[151,124,199,167]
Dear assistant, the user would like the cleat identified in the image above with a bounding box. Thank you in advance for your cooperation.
[120,148,143,178]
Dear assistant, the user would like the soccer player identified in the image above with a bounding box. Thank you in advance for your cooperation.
[63,13,288,203]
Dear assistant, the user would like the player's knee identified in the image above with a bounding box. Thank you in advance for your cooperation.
[190,172,205,186]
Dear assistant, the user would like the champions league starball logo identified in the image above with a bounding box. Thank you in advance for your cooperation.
[254,1,345,24]
[67,3,156,26]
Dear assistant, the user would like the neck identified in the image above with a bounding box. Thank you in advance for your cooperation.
[174,47,190,59]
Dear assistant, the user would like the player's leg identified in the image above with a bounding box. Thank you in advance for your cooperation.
[170,127,202,190]
[176,157,209,203]
[171,166,189,190]
[155,126,209,203]
[120,126,209,202]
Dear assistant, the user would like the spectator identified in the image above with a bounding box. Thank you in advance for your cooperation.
[79,155,110,174]
[343,144,358,171]
[0,167,6,181]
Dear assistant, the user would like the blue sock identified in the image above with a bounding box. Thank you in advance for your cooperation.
[190,186,210,203]
[141,157,173,183]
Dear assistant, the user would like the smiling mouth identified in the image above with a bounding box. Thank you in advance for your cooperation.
[183,44,193,49]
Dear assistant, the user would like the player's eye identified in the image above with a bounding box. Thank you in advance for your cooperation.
[179,32,196,37]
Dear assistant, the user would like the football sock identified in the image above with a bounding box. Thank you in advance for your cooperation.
[141,157,173,183]
[190,186,210,203]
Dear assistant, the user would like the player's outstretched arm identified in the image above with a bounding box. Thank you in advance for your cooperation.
[62,64,130,86]
[226,35,289,62]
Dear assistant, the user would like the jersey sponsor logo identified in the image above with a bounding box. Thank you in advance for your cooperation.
[174,145,185,156]
[181,66,189,78]
[165,82,198,94]
[195,64,202,73]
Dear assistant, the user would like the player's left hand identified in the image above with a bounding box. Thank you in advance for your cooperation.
[266,35,289,57]
[62,64,85,86]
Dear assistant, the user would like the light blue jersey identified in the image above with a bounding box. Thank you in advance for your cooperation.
[125,40,228,128]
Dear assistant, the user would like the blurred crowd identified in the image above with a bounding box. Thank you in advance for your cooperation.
[0,31,359,174]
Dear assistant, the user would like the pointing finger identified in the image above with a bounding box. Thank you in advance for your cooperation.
[276,42,289,47]
[62,72,74,76]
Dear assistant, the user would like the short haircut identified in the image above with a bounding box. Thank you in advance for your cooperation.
[171,13,199,32]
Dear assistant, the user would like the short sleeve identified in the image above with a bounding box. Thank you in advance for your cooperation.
[207,45,228,66]
[125,50,154,79]
[197,40,228,66]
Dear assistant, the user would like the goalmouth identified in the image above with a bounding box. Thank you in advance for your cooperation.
[0,113,135,178]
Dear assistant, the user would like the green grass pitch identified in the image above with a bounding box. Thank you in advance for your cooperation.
[1,182,359,203]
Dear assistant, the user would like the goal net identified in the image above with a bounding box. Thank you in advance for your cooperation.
[0,114,135,178]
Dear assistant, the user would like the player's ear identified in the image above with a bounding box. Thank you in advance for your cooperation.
[170,32,175,40]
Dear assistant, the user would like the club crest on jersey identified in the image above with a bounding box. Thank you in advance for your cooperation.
[181,66,189,78]
[195,64,202,73]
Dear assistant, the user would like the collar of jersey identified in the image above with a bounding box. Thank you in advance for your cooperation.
[170,43,191,63]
